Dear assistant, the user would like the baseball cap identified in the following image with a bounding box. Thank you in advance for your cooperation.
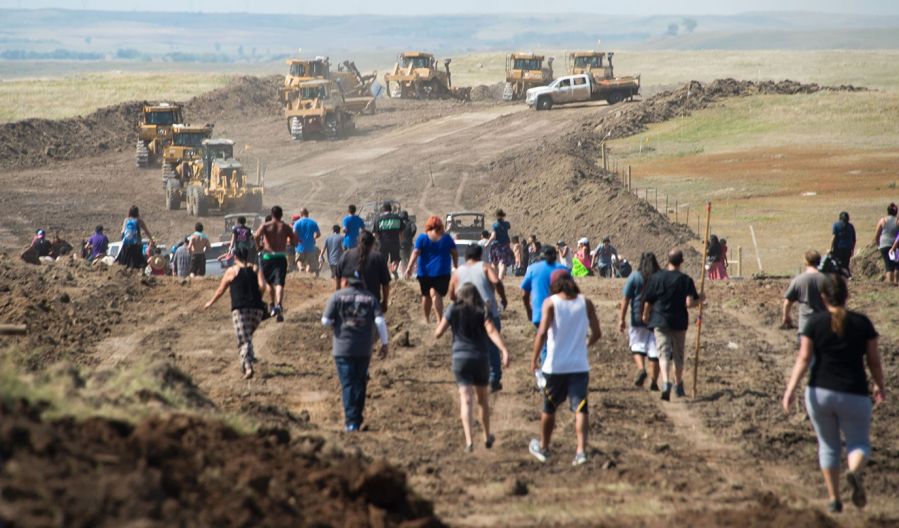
[577,237,589,245]
[291,214,301,222]
[36,229,46,238]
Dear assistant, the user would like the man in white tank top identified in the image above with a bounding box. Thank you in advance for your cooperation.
[528,270,601,466]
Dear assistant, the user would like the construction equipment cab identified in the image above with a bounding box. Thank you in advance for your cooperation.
[503,53,553,101]
[284,79,356,141]
[383,51,470,100]
[161,124,213,183]
[136,103,184,168]
[567,50,641,105]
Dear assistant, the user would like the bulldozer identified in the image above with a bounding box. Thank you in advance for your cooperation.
[285,79,357,141]
[281,56,376,115]
[567,51,640,104]
[383,52,471,101]
[160,124,214,186]
[165,138,263,216]
[503,53,554,101]
[135,103,184,168]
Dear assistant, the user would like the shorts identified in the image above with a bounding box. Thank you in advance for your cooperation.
[490,242,514,267]
[542,372,589,414]
[452,356,489,386]
[380,240,401,264]
[298,249,319,270]
[189,253,206,276]
[329,263,340,278]
[261,254,288,286]
[655,328,686,369]
[418,275,451,297]
[629,326,658,359]
[880,247,897,272]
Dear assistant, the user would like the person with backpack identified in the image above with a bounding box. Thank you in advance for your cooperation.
[229,216,257,264]
[831,212,856,277]
[115,206,153,270]
[619,252,661,391]
[373,203,403,278]
[873,203,899,284]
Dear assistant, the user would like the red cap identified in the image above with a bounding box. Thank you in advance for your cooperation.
[290,214,301,222]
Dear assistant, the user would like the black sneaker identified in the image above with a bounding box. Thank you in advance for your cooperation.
[490,381,503,393]
[675,383,686,398]
[649,381,660,392]
[275,304,284,323]
[827,500,843,514]
[847,471,867,509]
[634,370,648,387]
[661,383,671,401]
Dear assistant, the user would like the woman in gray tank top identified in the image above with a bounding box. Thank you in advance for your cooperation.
[874,203,898,284]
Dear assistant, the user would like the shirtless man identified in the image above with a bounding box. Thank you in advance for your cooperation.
[254,205,298,322]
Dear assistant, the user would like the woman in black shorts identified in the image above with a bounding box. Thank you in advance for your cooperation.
[404,215,459,324]
[435,284,509,453]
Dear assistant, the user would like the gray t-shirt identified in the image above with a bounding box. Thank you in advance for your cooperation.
[454,262,499,317]
[323,286,382,358]
[323,233,344,266]
[785,271,827,332]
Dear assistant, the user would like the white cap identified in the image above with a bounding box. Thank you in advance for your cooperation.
[577,237,589,245]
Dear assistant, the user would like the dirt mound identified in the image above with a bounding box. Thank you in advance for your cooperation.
[469,82,507,102]
[0,75,280,171]
[0,398,441,527]
[676,492,838,528]
[853,244,884,279]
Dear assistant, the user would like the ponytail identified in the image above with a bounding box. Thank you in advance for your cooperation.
[822,274,849,337]
[358,230,375,278]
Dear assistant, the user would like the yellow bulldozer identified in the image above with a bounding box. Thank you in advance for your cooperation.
[135,103,184,168]
[503,52,554,101]
[567,51,640,104]
[160,124,214,185]
[384,52,471,101]
[165,139,263,216]
[281,56,376,115]
[285,79,357,141]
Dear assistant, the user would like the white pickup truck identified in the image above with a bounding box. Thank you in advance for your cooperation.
[525,73,638,110]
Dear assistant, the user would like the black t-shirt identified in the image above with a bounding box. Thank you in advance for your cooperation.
[336,248,391,303]
[802,311,877,396]
[400,219,417,249]
[374,212,403,247]
[643,269,699,331]
[444,304,489,360]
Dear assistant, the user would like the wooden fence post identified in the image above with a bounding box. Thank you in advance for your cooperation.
[737,246,743,277]
[627,165,632,191]
[675,200,679,223]
[655,188,659,210]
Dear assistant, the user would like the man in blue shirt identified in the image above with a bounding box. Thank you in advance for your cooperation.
[293,208,321,277]
[521,245,567,365]
[342,204,365,249]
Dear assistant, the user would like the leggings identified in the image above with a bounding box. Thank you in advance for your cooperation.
[805,386,872,469]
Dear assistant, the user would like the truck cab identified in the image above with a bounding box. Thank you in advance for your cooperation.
[525,74,593,110]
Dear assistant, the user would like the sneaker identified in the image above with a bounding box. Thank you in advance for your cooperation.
[634,370,648,387]
[485,434,496,449]
[490,381,503,393]
[528,438,547,463]
[649,381,660,392]
[572,452,587,466]
[345,423,360,433]
[847,471,867,508]
[269,303,276,317]
[464,443,474,453]
[275,304,284,323]
[674,383,686,398]
[661,383,671,401]
[827,500,843,514]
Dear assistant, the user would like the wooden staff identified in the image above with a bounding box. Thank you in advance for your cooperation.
[692,202,712,398]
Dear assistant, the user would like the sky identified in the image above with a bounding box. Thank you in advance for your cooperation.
[1,0,897,16]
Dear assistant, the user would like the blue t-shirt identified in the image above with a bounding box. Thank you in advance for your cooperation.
[415,233,456,277]
[492,220,511,244]
[832,221,856,250]
[293,217,320,253]
[623,272,647,327]
[521,260,568,325]
[343,215,365,249]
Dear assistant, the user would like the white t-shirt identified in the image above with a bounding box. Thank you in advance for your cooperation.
[542,294,590,374]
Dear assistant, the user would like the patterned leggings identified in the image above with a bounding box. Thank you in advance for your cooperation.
[231,308,264,370]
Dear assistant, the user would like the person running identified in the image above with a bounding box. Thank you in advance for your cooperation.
[572,238,592,277]
[336,230,391,312]
[529,270,602,465]
[831,212,856,277]
[557,240,572,269]
[399,211,417,278]
[486,209,514,279]
[783,250,828,334]
[115,206,153,270]
[320,225,345,278]
[293,208,321,277]
[435,283,509,452]
[229,216,257,264]
[522,245,568,368]
[405,216,458,325]
[342,204,365,250]
[707,235,729,280]
[254,206,298,322]
[187,222,210,277]
[511,236,525,276]
[782,274,885,514]
[592,236,619,278]
[641,249,703,401]
[619,252,661,391]
[172,238,191,278]
[450,244,509,392]
[873,203,899,284]
[322,274,389,432]
[85,225,109,262]
[204,247,268,380]
[373,203,403,278]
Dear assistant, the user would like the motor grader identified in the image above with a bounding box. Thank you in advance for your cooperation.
[285,79,357,141]
[503,53,554,101]
[281,56,376,115]
[165,139,263,216]
[160,124,214,186]
[383,52,470,101]
[567,51,640,104]
[135,103,184,168]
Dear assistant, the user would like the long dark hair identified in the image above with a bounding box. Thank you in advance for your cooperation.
[234,246,251,264]
[708,235,722,261]
[358,230,375,277]
[639,251,661,280]
[822,274,849,337]
[454,284,487,339]
[550,274,580,297]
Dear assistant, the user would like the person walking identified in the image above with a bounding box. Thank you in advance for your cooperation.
[188,222,211,277]
[641,249,703,401]
[405,216,458,325]
[782,250,828,334]
[254,206,298,322]
[336,230,391,312]
[115,206,153,270]
[229,216,257,264]
[203,247,268,379]
[873,203,899,284]
[172,238,191,278]
[528,270,602,465]
[435,283,510,452]
[293,208,321,277]
[342,204,365,250]
[782,274,885,513]
[619,252,661,391]
[322,274,389,432]
[511,236,525,276]
[591,236,619,278]
[373,203,403,278]
[320,225,345,278]
[450,244,509,392]
[831,211,856,277]
[486,209,514,279]
[399,211,417,279]
[85,225,109,262]
[522,245,568,368]
[707,235,729,280]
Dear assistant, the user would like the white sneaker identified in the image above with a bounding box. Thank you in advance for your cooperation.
[528,438,547,462]
[572,452,587,466]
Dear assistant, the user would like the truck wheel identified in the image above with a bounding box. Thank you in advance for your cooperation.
[537,96,553,111]
[324,114,339,140]
[289,117,304,141]
[135,141,149,168]
[164,180,182,210]
[502,82,514,101]
[607,91,624,105]
[389,82,402,98]
[196,191,209,217]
